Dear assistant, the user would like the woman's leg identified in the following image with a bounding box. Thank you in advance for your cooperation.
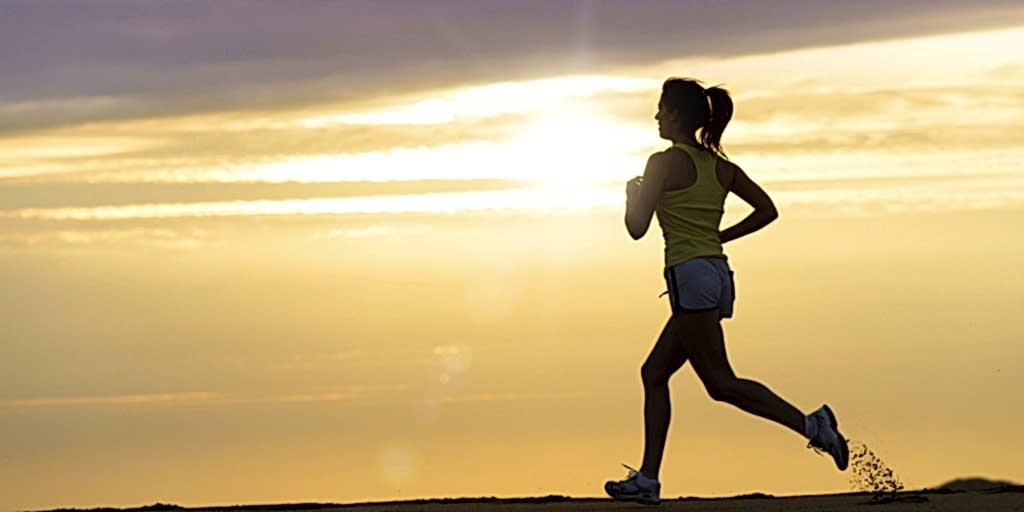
[671,310,805,436]
[638,318,689,480]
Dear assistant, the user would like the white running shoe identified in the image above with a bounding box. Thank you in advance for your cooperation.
[807,404,849,471]
[604,464,661,505]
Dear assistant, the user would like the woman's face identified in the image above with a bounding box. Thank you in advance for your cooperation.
[655,99,678,140]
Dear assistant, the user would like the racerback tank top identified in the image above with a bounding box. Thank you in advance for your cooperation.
[655,142,728,269]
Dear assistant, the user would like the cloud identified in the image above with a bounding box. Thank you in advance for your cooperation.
[723,86,1024,154]
[1,1,1020,133]
[0,227,210,250]
[439,391,590,403]
[0,188,622,221]
[0,180,528,208]
[0,387,390,409]
[11,19,1024,187]
[0,392,220,408]
[312,224,432,240]
[264,351,367,370]
[1,25,1022,226]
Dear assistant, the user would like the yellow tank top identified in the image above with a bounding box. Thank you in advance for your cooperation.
[655,142,728,269]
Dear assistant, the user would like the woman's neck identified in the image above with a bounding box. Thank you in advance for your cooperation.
[672,136,700,147]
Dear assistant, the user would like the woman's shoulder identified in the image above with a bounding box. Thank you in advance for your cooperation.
[715,155,740,171]
[650,146,691,165]
[651,144,740,170]
[643,147,687,174]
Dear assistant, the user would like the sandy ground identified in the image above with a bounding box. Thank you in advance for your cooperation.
[215,489,1023,512]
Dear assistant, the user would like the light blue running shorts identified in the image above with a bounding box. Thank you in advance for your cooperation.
[662,257,735,318]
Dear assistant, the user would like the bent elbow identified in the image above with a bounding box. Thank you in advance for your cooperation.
[625,214,647,240]
[759,203,779,223]
[626,221,646,240]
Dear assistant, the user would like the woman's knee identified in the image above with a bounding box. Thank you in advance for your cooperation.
[641,362,669,388]
[704,377,739,403]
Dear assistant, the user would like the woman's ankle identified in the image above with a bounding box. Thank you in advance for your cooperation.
[638,468,659,481]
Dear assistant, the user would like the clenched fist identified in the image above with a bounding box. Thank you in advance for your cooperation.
[626,176,643,200]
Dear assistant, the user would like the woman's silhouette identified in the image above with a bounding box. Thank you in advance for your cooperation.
[604,78,849,505]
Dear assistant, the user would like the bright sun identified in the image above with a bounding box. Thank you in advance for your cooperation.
[510,110,652,188]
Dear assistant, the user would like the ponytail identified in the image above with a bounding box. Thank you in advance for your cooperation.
[700,86,733,158]
[661,78,733,158]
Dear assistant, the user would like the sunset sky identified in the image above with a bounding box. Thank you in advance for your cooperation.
[2,1,1024,510]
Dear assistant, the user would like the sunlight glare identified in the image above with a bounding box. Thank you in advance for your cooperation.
[240,109,652,188]
[507,109,650,187]
[301,74,655,127]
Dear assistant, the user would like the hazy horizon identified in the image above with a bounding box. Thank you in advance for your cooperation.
[2,2,1023,510]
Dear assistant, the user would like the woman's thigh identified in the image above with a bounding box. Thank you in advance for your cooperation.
[642,317,690,384]
[669,310,736,385]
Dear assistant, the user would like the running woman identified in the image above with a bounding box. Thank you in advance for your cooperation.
[604,78,849,505]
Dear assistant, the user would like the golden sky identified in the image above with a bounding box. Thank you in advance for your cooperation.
[2,7,1024,511]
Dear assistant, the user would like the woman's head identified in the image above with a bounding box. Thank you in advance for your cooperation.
[656,78,733,157]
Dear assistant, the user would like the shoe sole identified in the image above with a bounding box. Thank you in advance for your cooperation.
[822,404,850,471]
[604,483,660,505]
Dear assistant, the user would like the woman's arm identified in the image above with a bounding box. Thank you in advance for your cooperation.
[719,165,778,244]
[625,153,670,240]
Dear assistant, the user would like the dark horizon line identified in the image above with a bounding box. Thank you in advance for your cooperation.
[29,483,1024,512]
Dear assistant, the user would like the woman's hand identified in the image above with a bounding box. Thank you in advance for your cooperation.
[718,165,779,244]
[626,176,643,201]
[625,153,668,240]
